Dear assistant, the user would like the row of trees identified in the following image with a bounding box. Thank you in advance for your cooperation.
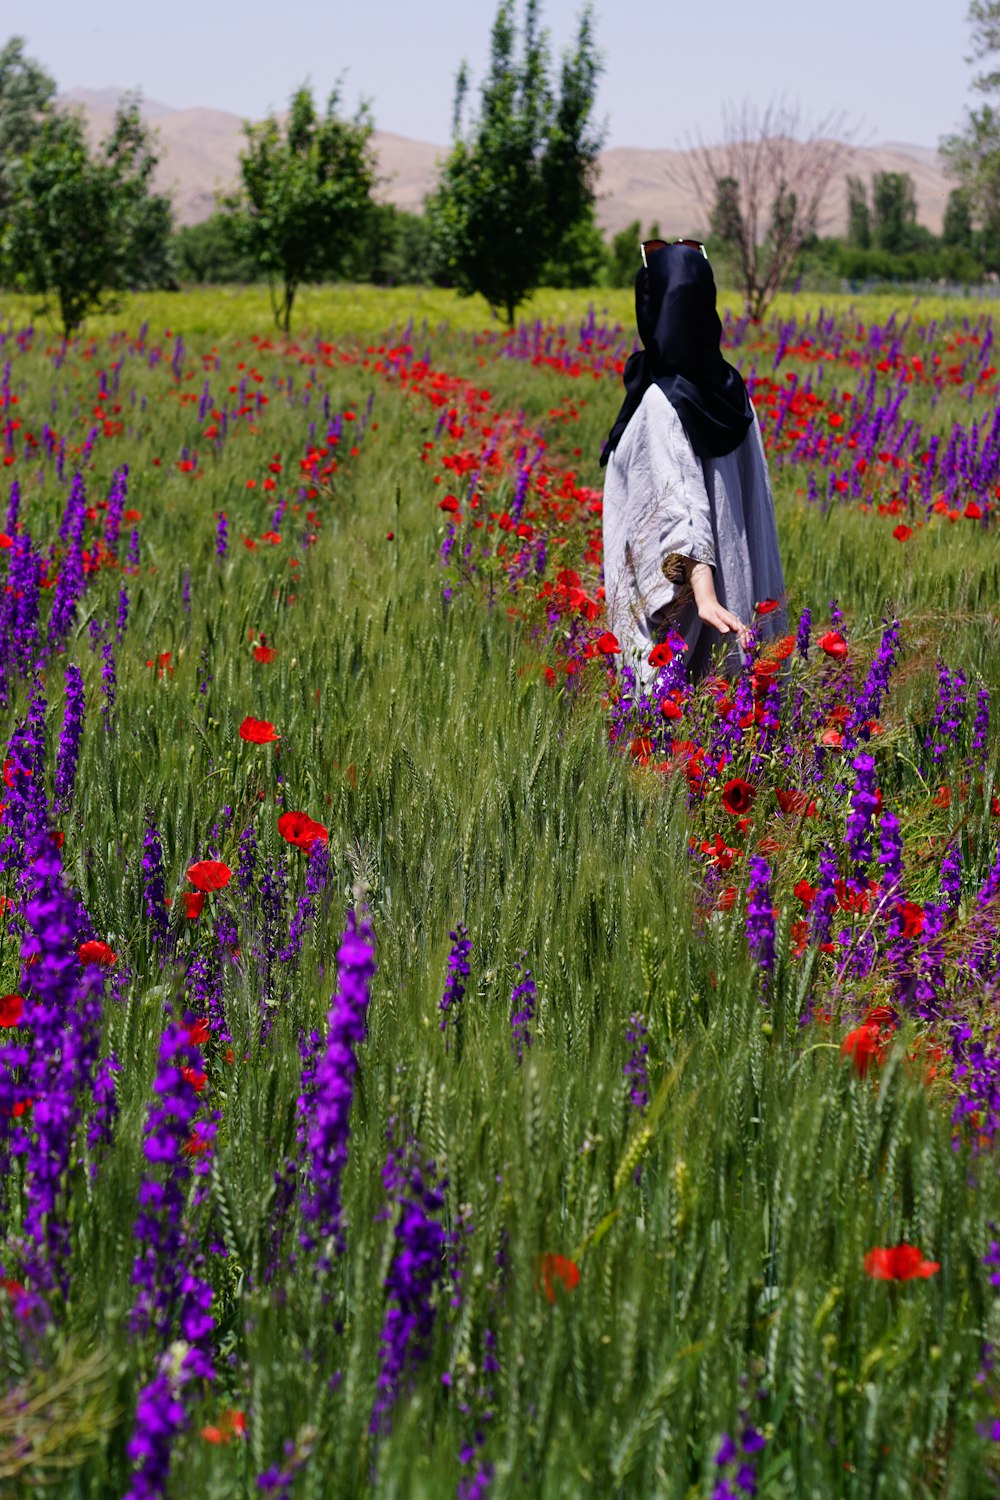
[0,5,606,335]
[6,4,1000,335]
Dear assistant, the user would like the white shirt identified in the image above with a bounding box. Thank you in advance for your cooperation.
[602,384,786,683]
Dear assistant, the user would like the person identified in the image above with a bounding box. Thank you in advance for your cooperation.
[600,239,786,685]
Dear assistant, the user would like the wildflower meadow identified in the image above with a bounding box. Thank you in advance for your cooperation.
[2,283,1000,1497]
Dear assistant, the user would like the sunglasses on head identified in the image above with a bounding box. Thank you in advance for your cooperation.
[640,237,708,267]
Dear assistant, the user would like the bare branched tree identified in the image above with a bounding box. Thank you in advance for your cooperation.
[671,99,858,320]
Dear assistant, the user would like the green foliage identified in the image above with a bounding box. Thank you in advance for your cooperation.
[428,0,604,322]
[846,174,871,249]
[172,212,260,285]
[0,96,174,336]
[0,288,999,1494]
[341,202,447,286]
[870,171,920,255]
[943,187,975,251]
[0,35,55,224]
[225,84,377,331]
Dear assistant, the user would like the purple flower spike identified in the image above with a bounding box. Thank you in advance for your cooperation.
[746,857,775,978]
[370,1139,448,1445]
[439,923,471,1045]
[301,907,377,1250]
[509,959,537,1064]
[54,664,85,809]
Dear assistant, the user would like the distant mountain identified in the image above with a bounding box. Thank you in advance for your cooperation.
[57,88,954,235]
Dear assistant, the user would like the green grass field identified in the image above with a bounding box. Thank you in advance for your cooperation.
[0,284,999,1499]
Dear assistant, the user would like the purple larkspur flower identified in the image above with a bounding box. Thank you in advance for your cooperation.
[2,836,105,1296]
[142,819,168,948]
[439,923,471,1045]
[301,908,377,1250]
[746,857,775,977]
[878,809,903,891]
[845,753,879,869]
[845,616,900,742]
[116,585,130,642]
[101,638,116,732]
[370,1139,448,1444]
[278,838,329,965]
[624,1013,649,1111]
[54,663,85,809]
[105,464,127,558]
[123,1344,211,1500]
[795,606,811,661]
[811,843,838,947]
[131,1016,216,1346]
[215,511,228,559]
[509,959,537,1064]
[941,841,962,911]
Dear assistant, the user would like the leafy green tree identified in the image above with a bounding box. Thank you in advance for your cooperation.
[226,85,376,332]
[845,174,871,248]
[941,3,1000,258]
[428,0,604,324]
[710,176,744,247]
[0,36,55,225]
[173,211,260,283]
[870,171,918,254]
[1,96,174,336]
[341,203,446,286]
[608,219,641,287]
[942,186,975,250]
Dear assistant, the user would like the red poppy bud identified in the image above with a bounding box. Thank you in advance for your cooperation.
[818,630,848,660]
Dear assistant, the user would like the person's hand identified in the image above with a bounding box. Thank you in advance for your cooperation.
[689,562,750,651]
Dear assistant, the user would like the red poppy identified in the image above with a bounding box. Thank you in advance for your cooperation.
[438,494,461,514]
[841,1024,882,1078]
[818,630,848,660]
[181,1066,207,1093]
[239,717,278,744]
[0,993,23,1027]
[721,778,755,816]
[932,784,951,809]
[538,1253,580,1303]
[898,901,926,939]
[820,727,845,749]
[765,634,796,662]
[776,788,815,816]
[630,735,653,761]
[863,1244,940,1281]
[277,810,329,851]
[183,1129,210,1157]
[754,598,780,615]
[595,631,621,656]
[187,1018,210,1046]
[648,641,674,667]
[183,892,206,919]
[965,501,983,520]
[201,1409,246,1445]
[892,524,913,542]
[78,940,117,967]
[253,643,277,664]
[793,879,816,907]
[187,860,232,892]
[660,696,683,720]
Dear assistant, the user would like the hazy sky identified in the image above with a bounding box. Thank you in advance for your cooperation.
[19,0,979,149]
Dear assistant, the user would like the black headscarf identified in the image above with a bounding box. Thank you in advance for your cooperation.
[600,244,753,466]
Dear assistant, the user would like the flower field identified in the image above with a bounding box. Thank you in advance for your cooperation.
[2,285,1000,1496]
